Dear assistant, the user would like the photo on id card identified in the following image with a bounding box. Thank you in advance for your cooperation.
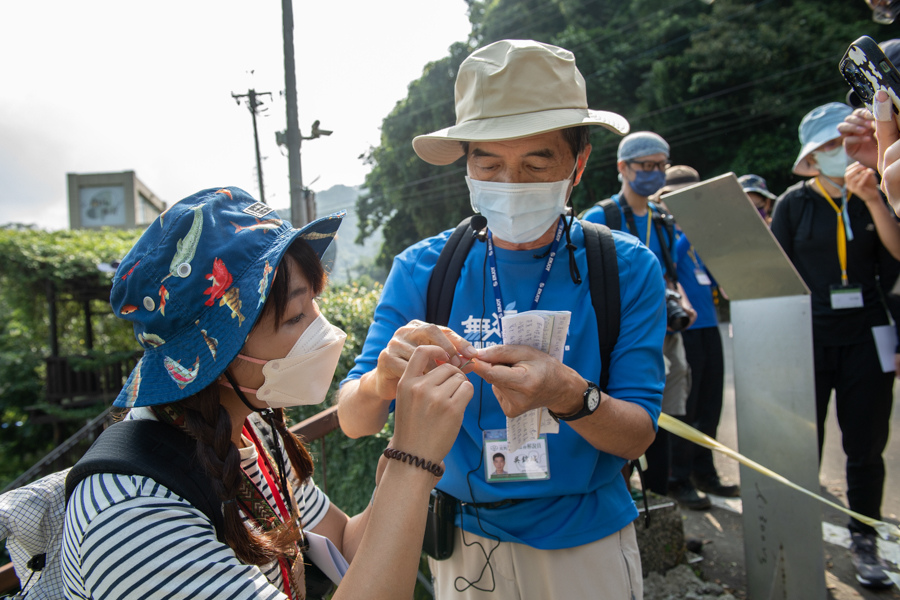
[483,429,550,483]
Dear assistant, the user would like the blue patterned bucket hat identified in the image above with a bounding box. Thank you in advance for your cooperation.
[110,186,344,408]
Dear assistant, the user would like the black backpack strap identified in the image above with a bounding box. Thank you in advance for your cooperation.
[581,221,620,393]
[425,216,622,393]
[426,216,479,327]
[66,420,226,542]
[598,198,622,231]
[649,205,679,283]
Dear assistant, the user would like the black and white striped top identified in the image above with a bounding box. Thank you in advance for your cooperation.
[61,409,330,599]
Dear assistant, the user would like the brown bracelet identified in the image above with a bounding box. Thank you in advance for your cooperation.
[383,448,444,477]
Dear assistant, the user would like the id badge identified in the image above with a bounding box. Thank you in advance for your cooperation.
[830,284,864,310]
[694,270,711,286]
[483,429,550,483]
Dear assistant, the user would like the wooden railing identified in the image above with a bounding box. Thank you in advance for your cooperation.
[40,354,139,413]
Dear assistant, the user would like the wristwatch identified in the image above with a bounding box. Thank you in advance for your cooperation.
[548,381,601,422]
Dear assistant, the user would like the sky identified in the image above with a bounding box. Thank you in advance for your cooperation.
[0,1,472,229]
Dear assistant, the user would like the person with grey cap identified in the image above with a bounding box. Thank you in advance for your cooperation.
[771,102,900,590]
[337,39,666,599]
[738,174,778,224]
[59,187,474,600]
[581,134,697,504]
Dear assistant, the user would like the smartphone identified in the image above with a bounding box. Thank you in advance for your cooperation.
[422,489,456,560]
[840,35,900,112]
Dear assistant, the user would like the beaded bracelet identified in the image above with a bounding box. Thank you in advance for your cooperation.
[383,447,444,477]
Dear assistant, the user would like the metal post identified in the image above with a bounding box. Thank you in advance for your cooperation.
[731,296,825,599]
[248,89,266,204]
[282,0,306,226]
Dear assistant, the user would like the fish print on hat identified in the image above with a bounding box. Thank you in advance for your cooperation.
[162,206,203,282]
[164,355,200,389]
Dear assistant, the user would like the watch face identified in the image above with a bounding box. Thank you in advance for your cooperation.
[587,388,600,411]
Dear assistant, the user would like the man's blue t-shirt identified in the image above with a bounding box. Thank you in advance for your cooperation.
[581,194,676,274]
[343,220,666,550]
[675,233,718,330]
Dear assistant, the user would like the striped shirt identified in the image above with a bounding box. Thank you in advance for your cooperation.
[62,410,330,599]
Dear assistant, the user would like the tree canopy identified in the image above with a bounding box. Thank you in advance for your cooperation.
[357,0,892,266]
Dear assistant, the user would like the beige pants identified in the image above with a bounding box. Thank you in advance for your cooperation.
[429,523,642,600]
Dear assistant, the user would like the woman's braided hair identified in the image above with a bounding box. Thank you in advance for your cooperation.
[172,239,325,565]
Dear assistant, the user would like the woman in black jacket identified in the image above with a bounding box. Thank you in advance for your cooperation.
[771,102,900,590]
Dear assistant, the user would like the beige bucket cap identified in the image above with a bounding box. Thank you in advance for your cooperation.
[412,39,630,165]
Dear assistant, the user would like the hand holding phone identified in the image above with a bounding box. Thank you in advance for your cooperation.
[840,36,900,114]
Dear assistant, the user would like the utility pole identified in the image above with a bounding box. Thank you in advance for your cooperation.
[279,0,333,224]
[232,89,272,204]
[281,0,305,224]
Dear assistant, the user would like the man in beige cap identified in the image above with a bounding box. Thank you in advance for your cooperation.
[338,39,666,599]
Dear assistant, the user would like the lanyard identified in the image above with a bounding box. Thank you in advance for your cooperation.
[241,422,299,600]
[644,210,652,246]
[242,422,292,522]
[622,202,653,246]
[813,178,853,286]
[687,245,702,270]
[486,217,565,336]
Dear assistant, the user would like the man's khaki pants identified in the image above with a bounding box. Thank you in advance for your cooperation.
[429,522,642,599]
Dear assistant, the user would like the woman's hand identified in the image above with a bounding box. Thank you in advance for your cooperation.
[873,90,900,206]
[371,321,477,402]
[391,345,473,466]
[846,161,883,206]
[840,107,878,169]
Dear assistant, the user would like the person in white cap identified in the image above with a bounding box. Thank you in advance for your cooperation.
[338,39,666,599]
[771,101,900,590]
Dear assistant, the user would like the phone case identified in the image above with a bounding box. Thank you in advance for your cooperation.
[422,489,456,560]
[840,35,900,110]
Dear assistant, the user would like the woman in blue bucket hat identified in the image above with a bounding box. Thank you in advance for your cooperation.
[61,187,473,599]
[771,104,900,590]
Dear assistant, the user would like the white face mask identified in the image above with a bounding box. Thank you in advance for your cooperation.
[466,168,574,244]
[813,146,850,178]
[227,312,347,408]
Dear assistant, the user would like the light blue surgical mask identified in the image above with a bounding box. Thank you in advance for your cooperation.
[813,146,850,178]
[629,170,666,197]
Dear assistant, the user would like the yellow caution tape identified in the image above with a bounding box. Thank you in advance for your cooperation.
[658,413,900,539]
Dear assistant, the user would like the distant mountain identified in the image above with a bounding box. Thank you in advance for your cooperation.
[314,185,385,283]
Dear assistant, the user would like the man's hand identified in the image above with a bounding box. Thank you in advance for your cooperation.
[372,320,477,401]
[467,345,584,418]
[840,107,878,169]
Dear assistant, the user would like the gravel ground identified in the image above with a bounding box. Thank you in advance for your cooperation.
[643,564,738,600]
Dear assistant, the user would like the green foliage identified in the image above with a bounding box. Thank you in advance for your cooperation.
[284,282,391,516]
[357,42,474,268]
[0,226,141,488]
[357,0,894,239]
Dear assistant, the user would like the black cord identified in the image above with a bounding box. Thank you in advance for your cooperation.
[564,212,582,285]
[260,409,292,511]
[454,246,501,594]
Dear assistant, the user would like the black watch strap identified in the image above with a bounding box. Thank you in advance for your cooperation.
[548,381,601,423]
